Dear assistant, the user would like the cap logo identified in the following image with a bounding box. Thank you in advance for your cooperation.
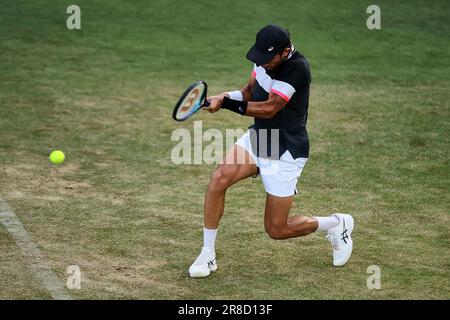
[267,46,274,52]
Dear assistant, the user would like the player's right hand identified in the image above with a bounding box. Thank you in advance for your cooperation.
[203,94,225,113]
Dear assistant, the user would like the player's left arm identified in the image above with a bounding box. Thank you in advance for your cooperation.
[222,66,304,118]
[244,93,288,119]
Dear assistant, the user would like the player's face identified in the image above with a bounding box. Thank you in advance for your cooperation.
[262,48,290,71]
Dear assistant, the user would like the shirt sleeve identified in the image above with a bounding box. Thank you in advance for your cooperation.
[251,64,257,78]
[271,64,306,102]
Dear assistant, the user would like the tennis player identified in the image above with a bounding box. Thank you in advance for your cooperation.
[189,25,354,278]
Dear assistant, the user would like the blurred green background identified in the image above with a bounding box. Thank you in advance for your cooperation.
[0,0,449,299]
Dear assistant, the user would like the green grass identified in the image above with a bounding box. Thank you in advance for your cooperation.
[0,0,449,299]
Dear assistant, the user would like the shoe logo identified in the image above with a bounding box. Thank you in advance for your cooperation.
[341,219,349,244]
[207,259,215,268]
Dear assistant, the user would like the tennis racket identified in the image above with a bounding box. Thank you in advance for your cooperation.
[172,80,210,122]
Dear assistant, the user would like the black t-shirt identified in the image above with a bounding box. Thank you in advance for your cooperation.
[249,51,311,159]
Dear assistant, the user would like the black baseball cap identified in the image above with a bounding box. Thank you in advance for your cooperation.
[246,24,291,66]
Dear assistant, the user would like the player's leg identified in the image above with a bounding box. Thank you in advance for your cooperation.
[260,153,318,239]
[204,144,257,229]
[189,144,257,278]
[263,193,354,266]
[263,193,318,239]
[260,151,354,266]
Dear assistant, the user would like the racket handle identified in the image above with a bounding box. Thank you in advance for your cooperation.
[203,99,211,107]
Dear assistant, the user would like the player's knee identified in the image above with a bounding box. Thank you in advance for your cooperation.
[209,166,234,192]
[265,224,285,240]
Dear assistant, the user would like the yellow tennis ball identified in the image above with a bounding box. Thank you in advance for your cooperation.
[49,150,65,165]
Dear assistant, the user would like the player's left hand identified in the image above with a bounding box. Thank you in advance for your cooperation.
[203,95,224,113]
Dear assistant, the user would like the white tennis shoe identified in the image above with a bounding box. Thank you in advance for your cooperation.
[326,213,354,266]
[189,247,217,278]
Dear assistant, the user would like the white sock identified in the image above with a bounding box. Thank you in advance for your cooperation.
[314,216,340,232]
[203,228,217,253]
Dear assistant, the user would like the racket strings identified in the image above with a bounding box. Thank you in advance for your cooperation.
[174,81,207,121]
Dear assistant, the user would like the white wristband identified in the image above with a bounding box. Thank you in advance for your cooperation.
[226,90,243,101]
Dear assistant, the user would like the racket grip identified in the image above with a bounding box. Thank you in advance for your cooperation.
[203,100,211,107]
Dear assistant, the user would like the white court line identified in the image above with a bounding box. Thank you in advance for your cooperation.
[0,198,72,300]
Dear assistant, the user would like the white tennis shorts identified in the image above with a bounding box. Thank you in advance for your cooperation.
[235,131,308,197]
